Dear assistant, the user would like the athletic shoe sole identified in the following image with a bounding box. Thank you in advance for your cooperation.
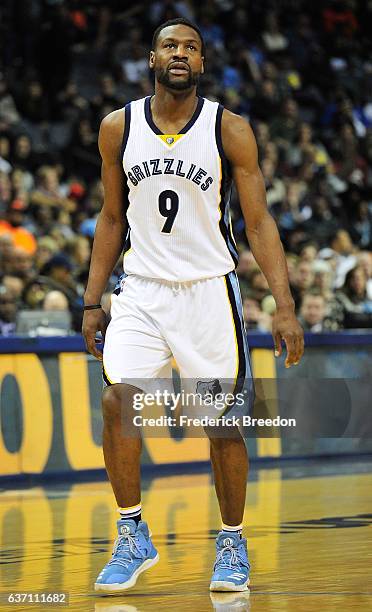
[210,578,250,592]
[94,553,159,594]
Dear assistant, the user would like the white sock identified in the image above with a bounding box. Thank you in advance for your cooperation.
[222,522,243,537]
[118,502,142,523]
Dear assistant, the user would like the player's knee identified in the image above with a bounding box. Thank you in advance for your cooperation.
[102,385,124,422]
[207,433,226,449]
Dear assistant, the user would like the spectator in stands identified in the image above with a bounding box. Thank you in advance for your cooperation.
[330,229,357,287]
[1,274,24,301]
[262,11,288,53]
[302,196,340,248]
[22,279,48,310]
[43,290,69,312]
[0,77,20,127]
[236,250,256,278]
[275,181,311,234]
[263,141,279,167]
[0,0,371,335]
[0,285,16,335]
[322,2,358,39]
[286,123,329,170]
[299,242,318,264]
[0,199,36,254]
[270,98,300,150]
[34,236,58,272]
[0,171,11,209]
[68,119,100,182]
[39,254,82,330]
[286,254,298,286]
[91,74,124,126]
[11,134,38,174]
[255,121,270,158]
[56,81,90,124]
[248,268,270,302]
[0,234,13,263]
[332,123,363,182]
[290,260,314,310]
[298,290,328,333]
[0,135,11,173]
[12,169,33,202]
[336,266,372,328]
[357,251,372,298]
[7,247,34,281]
[243,290,272,332]
[121,45,149,85]
[312,260,333,297]
[261,157,285,208]
[30,166,75,213]
[18,80,49,124]
[251,79,281,123]
[312,260,343,330]
[86,179,104,215]
[235,250,257,294]
[69,235,91,271]
[31,207,57,240]
[350,201,372,250]
[39,254,76,293]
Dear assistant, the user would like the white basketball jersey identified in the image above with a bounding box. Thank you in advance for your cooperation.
[121,96,238,282]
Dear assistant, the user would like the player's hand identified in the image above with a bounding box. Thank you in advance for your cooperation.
[272,307,304,368]
[82,308,108,361]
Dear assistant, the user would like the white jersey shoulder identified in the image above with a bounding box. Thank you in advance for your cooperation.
[121,95,238,282]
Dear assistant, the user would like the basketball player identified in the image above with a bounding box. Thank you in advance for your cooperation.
[83,18,304,594]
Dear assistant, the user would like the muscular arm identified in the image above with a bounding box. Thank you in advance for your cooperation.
[84,110,127,305]
[83,109,127,358]
[222,110,304,365]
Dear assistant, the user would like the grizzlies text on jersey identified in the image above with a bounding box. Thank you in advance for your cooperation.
[121,96,238,281]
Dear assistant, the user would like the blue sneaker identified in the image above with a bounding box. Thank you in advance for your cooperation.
[210,531,250,592]
[95,519,159,593]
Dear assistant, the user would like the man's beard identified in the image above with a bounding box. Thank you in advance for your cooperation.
[155,66,200,91]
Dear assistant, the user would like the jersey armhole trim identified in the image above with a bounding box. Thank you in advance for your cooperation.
[215,104,232,178]
[120,102,131,160]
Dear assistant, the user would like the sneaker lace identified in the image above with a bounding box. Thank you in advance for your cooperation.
[107,533,144,569]
[214,544,246,571]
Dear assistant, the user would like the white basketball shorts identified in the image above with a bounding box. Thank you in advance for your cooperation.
[102,272,253,416]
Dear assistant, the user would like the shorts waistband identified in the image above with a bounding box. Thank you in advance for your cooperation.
[157,278,197,289]
[131,274,225,289]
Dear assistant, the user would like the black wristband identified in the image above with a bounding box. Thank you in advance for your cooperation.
[83,304,102,311]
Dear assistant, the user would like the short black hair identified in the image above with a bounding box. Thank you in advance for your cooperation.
[152,18,205,56]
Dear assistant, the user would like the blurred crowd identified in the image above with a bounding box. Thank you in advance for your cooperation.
[0,0,372,335]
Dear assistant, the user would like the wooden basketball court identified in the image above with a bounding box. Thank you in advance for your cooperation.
[1,459,372,611]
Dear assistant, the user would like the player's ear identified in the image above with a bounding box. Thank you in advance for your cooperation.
[149,50,155,69]
[201,57,205,75]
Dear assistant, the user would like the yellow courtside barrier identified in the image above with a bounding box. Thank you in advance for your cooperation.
[1,331,370,479]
